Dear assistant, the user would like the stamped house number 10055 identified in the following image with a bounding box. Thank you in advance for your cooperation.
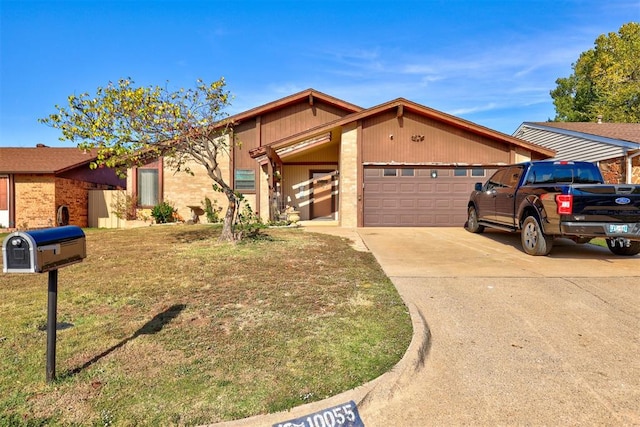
[273,400,364,427]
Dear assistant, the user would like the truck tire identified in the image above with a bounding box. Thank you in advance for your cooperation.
[466,206,484,233]
[521,215,553,256]
[606,239,640,256]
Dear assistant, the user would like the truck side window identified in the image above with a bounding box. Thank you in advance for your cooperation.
[504,166,524,188]
[486,169,507,190]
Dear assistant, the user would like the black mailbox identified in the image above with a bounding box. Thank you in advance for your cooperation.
[2,226,86,273]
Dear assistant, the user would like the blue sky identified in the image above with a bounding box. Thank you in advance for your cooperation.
[1,0,638,147]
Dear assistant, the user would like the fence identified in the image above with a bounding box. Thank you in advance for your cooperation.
[88,190,125,229]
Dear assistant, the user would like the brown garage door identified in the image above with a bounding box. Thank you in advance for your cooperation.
[363,167,492,227]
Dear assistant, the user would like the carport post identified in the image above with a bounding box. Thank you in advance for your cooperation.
[46,269,58,382]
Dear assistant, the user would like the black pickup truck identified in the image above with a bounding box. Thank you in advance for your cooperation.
[466,160,640,256]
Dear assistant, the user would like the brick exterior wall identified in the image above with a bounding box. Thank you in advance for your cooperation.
[14,174,56,229]
[56,177,104,227]
[339,123,359,227]
[599,157,625,184]
[11,174,110,229]
[632,156,640,184]
[158,146,237,223]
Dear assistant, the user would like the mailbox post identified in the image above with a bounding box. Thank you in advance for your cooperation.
[3,225,86,382]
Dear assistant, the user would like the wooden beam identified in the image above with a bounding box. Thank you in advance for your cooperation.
[309,93,314,106]
[265,146,283,165]
[397,105,404,118]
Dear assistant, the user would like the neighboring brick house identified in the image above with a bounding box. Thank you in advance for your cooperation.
[0,145,125,230]
[127,89,554,228]
[513,122,640,184]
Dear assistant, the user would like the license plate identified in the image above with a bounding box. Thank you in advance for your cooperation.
[609,224,628,233]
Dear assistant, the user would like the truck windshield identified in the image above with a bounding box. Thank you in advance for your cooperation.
[524,163,603,184]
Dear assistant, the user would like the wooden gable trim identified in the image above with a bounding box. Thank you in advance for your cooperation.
[226,89,362,127]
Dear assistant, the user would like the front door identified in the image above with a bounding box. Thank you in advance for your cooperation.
[0,176,9,228]
[311,171,335,219]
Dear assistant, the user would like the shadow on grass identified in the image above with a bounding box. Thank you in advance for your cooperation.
[171,226,221,243]
[62,304,186,379]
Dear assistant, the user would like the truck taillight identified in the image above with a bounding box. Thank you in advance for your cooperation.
[556,194,573,215]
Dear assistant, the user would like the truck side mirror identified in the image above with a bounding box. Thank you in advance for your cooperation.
[474,182,483,191]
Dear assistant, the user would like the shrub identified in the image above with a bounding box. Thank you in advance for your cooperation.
[203,197,223,223]
[234,195,267,239]
[151,201,177,224]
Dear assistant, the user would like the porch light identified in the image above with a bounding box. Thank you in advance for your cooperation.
[431,170,438,178]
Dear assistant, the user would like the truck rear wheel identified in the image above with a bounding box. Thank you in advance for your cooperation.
[466,206,484,233]
[521,215,553,256]
[606,239,640,256]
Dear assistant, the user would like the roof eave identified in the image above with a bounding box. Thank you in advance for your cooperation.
[227,89,363,126]
[252,99,555,159]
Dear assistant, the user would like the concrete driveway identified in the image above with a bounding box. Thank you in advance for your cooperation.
[213,227,639,427]
[357,227,639,426]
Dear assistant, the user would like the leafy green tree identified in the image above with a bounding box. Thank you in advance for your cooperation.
[40,77,242,241]
[550,22,640,122]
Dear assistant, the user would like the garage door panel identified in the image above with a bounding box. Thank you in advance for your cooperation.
[366,182,381,192]
[417,183,433,192]
[382,183,398,192]
[400,183,417,192]
[435,200,452,209]
[452,199,468,209]
[435,183,453,193]
[399,199,417,208]
[364,167,486,227]
[364,199,381,209]
[417,199,434,209]
[453,183,470,192]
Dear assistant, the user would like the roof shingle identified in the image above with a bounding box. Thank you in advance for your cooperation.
[0,145,98,174]
[530,122,640,144]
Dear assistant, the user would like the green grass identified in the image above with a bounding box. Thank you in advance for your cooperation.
[0,225,412,426]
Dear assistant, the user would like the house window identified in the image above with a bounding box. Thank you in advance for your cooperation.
[137,168,159,207]
[400,168,415,177]
[471,168,485,177]
[383,168,397,177]
[235,169,256,191]
[454,168,467,177]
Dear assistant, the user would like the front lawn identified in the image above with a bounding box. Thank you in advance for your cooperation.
[0,225,411,426]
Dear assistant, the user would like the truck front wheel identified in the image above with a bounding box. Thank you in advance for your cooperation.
[521,215,553,256]
[606,238,640,256]
[466,206,484,233]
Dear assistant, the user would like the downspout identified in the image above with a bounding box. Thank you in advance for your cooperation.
[627,150,640,184]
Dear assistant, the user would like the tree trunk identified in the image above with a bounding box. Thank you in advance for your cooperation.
[218,186,237,242]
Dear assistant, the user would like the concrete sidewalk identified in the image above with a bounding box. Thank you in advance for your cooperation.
[212,227,640,426]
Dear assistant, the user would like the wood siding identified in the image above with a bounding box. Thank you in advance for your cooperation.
[233,100,351,171]
[233,120,258,169]
[361,110,512,165]
[260,101,350,145]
